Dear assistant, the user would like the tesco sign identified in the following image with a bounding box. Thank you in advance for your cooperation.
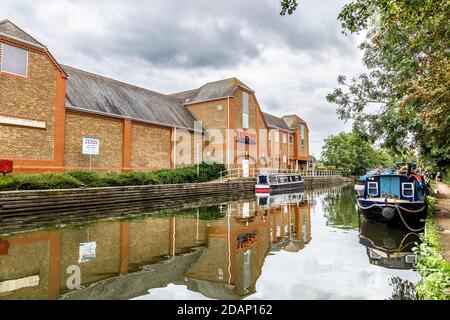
[82,137,100,156]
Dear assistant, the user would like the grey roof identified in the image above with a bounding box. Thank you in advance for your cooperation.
[62,65,198,131]
[263,112,291,131]
[282,115,308,130]
[171,77,254,105]
[0,19,45,48]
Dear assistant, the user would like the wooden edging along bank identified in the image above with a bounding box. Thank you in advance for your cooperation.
[0,177,353,215]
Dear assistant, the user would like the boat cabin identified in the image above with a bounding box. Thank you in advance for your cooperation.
[257,174,302,186]
[364,174,426,202]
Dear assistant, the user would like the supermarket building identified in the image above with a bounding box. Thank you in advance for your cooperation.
[0,20,309,174]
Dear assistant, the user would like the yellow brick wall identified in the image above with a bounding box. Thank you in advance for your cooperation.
[131,122,171,169]
[0,43,56,160]
[64,112,123,170]
[186,99,227,164]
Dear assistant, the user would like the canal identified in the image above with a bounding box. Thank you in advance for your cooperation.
[0,184,420,300]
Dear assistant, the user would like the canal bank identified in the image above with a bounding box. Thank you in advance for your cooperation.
[413,182,450,300]
[0,176,352,215]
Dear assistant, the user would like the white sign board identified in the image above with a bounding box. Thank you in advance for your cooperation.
[82,137,100,156]
[242,202,250,218]
[242,160,250,178]
[79,241,97,264]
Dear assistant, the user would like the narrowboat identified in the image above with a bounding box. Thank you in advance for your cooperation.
[255,173,305,195]
[356,162,428,230]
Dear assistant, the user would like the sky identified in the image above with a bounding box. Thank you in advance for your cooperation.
[2,0,365,157]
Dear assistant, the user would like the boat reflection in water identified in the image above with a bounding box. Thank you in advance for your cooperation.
[359,218,420,270]
[0,191,311,300]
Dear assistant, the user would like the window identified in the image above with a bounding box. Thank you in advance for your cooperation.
[282,133,287,143]
[289,135,293,144]
[275,131,279,142]
[242,92,249,129]
[300,125,305,146]
[368,182,378,196]
[402,183,414,198]
[1,43,28,77]
[283,155,287,163]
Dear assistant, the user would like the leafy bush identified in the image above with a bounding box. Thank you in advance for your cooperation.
[0,173,83,191]
[0,162,225,191]
[413,196,450,300]
[65,170,108,187]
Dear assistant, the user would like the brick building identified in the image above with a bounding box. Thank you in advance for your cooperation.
[0,20,310,173]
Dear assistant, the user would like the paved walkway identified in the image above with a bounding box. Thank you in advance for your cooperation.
[434,182,450,262]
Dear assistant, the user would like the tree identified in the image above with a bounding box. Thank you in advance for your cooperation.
[321,132,393,175]
[279,0,298,15]
[326,0,450,169]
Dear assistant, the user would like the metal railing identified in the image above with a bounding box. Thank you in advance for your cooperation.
[219,168,342,181]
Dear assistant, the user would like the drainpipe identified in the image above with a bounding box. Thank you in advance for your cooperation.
[227,97,230,171]
[173,127,177,168]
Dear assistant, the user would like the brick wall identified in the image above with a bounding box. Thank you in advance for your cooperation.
[64,111,123,171]
[186,99,228,164]
[0,43,56,160]
[131,122,171,169]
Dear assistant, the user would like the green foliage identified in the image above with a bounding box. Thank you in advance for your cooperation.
[279,0,298,16]
[327,0,450,169]
[321,132,395,175]
[0,173,83,191]
[413,196,450,300]
[0,162,226,191]
[322,185,359,229]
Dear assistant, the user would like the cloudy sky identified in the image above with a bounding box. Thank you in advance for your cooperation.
[3,0,364,157]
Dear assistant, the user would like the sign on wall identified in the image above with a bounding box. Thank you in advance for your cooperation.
[79,241,97,264]
[0,115,46,129]
[82,137,100,156]
[236,130,256,145]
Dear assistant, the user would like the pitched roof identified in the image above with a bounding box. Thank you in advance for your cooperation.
[62,65,199,131]
[170,77,254,104]
[0,19,45,48]
[282,114,309,130]
[262,112,291,131]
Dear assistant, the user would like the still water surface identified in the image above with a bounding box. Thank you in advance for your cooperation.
[0,184,420,300]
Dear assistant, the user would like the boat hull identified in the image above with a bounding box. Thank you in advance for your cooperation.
[357,198,427,229]
[255,181,305,195]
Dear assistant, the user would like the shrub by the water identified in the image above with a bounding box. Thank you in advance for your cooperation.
[0,162,226,191]
[413,196,450,300]
[0,173,83,191]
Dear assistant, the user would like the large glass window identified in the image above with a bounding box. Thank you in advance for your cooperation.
[1,43,28,77]
[301,125,305,146]
[242,92,249,129]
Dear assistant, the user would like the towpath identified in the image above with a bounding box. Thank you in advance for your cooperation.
[434,182,450,262]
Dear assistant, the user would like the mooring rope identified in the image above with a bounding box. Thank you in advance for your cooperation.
[394,199,425,232]
[356,199,426,232]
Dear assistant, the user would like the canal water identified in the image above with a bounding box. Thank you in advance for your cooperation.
[0,184,421,300]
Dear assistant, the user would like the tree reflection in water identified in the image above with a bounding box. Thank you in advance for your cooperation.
[322,185,359,229]
[388,276,418,300]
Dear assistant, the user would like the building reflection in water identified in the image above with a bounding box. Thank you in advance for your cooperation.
[0,191,311,300]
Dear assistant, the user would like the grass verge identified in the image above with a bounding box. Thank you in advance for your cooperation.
[413,195,450,300]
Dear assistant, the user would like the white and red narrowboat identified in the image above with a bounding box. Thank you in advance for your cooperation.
[255,173,305,195]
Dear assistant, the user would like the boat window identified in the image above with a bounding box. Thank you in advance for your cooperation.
[368,182,378,196]
[295,176,300,181]
[270,176,277,184]
[258,175,268,185]
[402,183,414,197]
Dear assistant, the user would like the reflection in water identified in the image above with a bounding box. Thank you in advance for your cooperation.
[0,184,420,300]
[359,219,420,270]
